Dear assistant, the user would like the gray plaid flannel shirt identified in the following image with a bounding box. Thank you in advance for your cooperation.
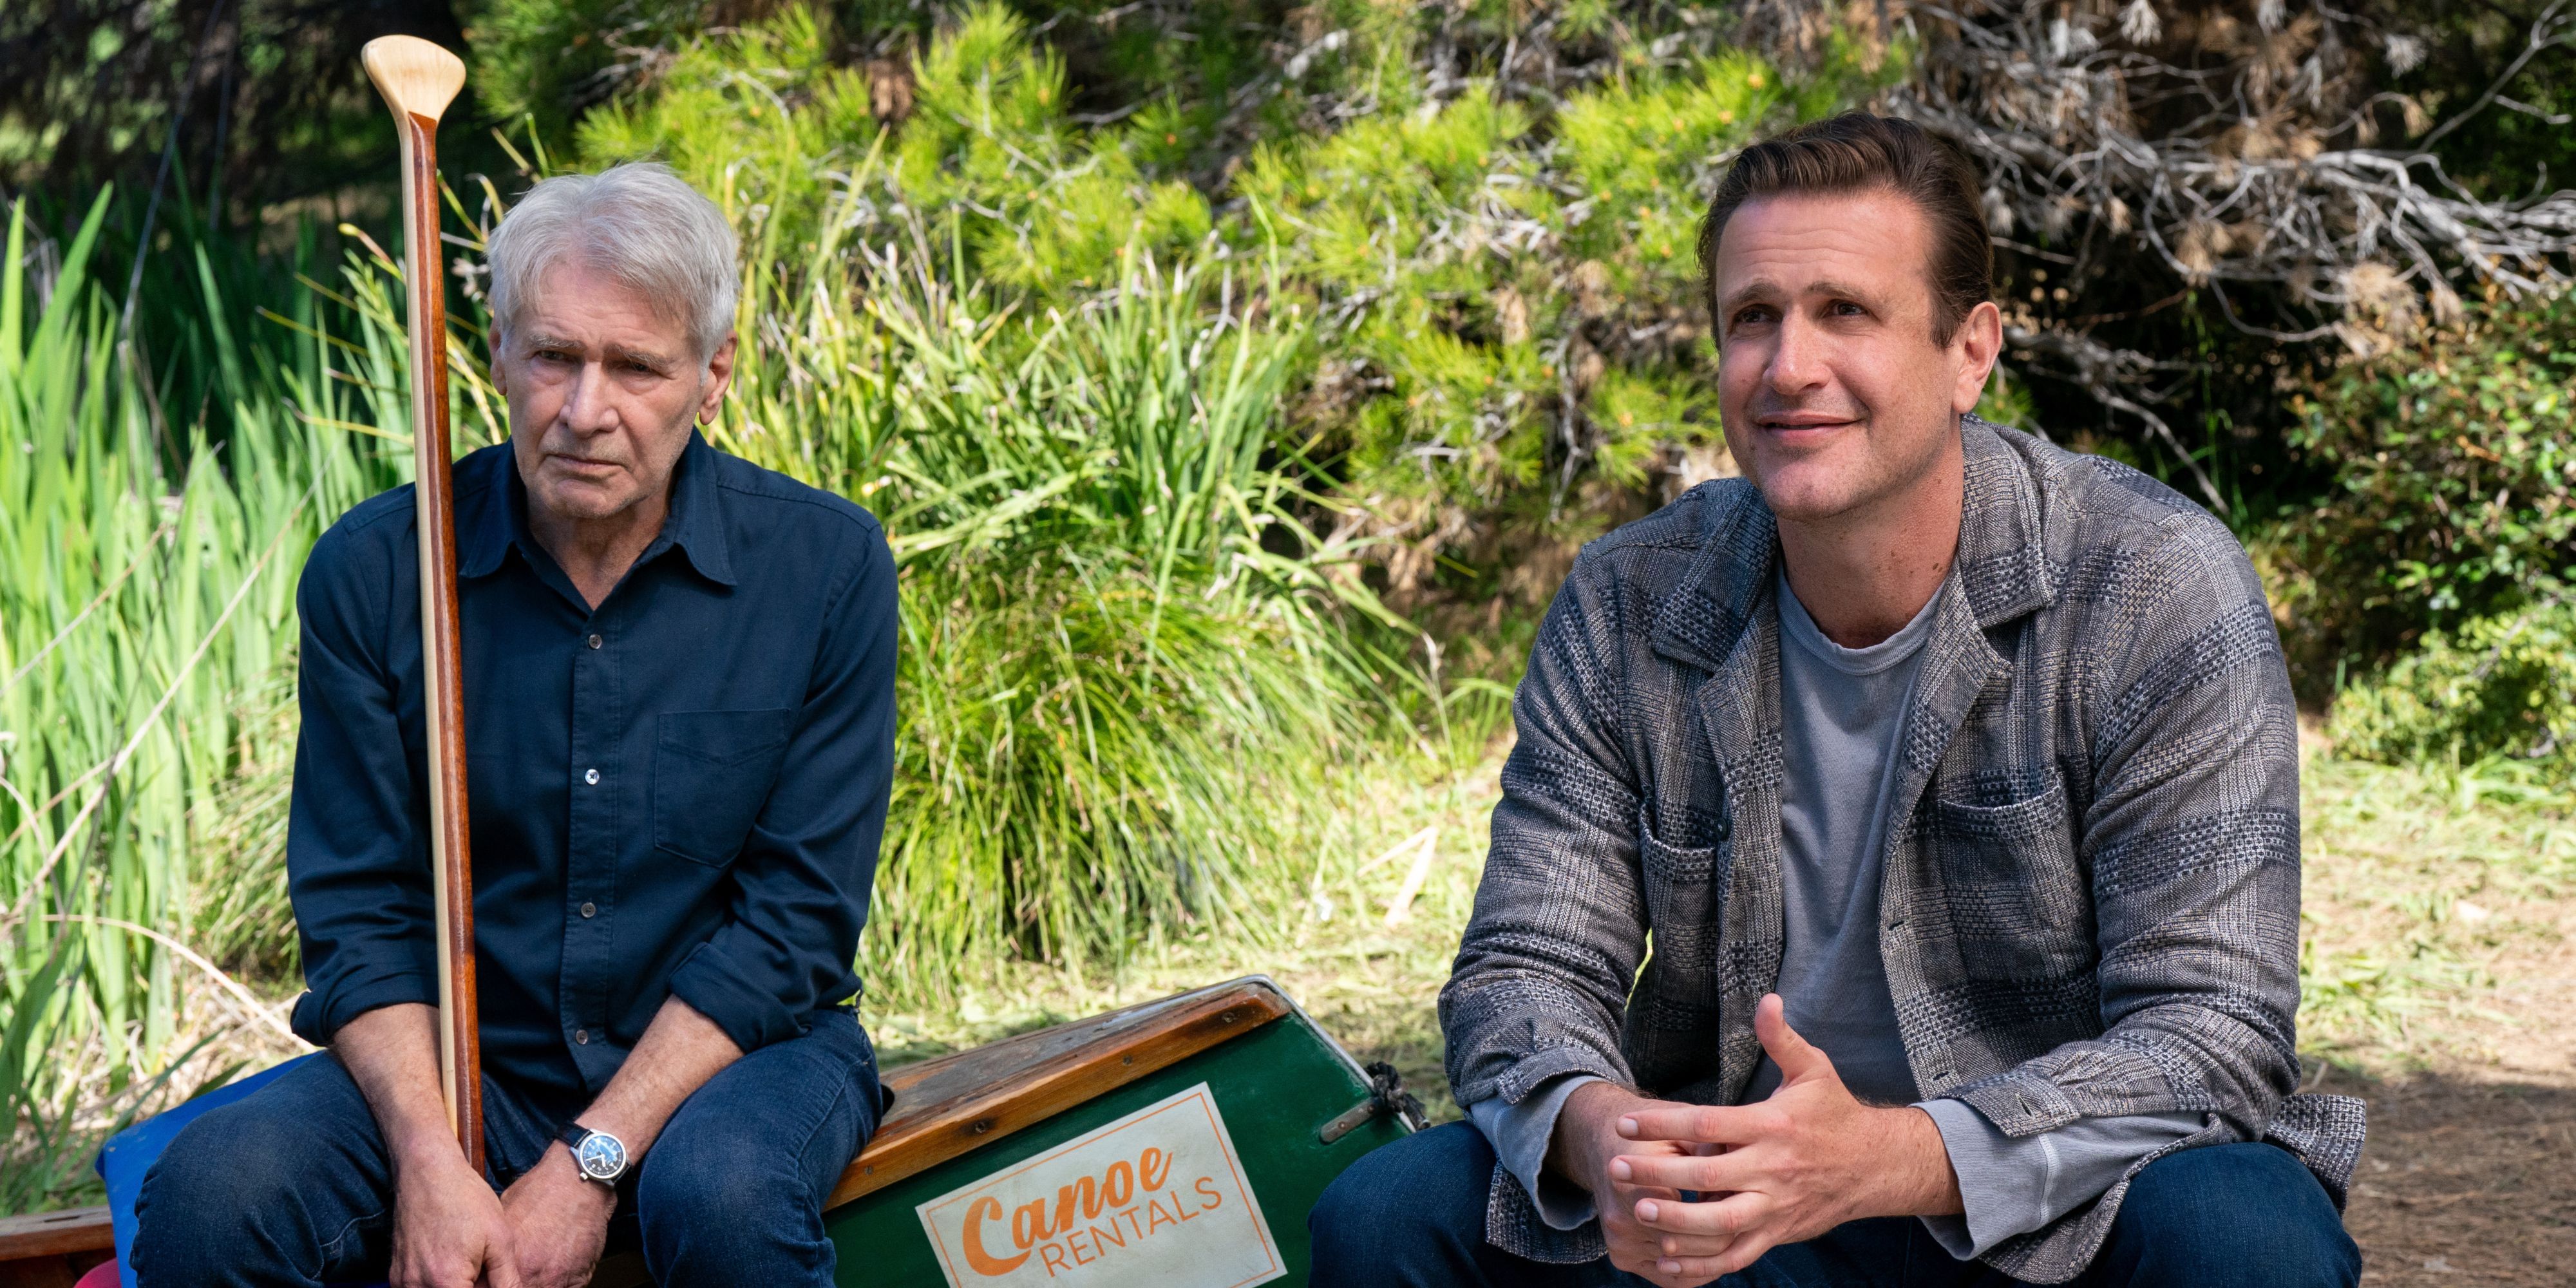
[1441,418,2365,1283]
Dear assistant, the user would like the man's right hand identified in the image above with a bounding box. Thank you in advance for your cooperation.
[1548,1082,1732,1287]
[332,1005,520,1288]
[386,1142,520,1288]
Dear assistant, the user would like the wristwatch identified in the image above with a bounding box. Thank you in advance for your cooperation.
[559,1122,631,1187]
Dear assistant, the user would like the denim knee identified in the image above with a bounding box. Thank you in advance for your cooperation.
[144,1103,307,1210]
[131,1085,384,1287]
[131,1111,286,1285]
[637,1124,784,1244]
[1308,1122,1500,1287]
[636,1110,838,1286]
[2092,1142,2360,1288]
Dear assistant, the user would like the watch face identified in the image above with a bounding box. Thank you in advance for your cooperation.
[574,1131,627,1181]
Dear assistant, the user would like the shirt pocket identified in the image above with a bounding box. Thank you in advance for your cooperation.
[1928,774,2090,968]
[1637,804,1724,884]
[1634,804,1726,1016]
[652,708,795,867]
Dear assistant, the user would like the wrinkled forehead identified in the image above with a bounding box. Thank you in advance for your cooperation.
[1712,189,1937,310]
[506,253,703,361]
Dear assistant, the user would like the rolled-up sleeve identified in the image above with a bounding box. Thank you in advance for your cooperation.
[666,518,897,1054]
[287,513,440,1047]
[1468,1074,1606,1231]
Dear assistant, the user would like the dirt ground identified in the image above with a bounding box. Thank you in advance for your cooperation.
[2297,752,2576,1285]
[2318,920,2576,1285]
[2332,1069,2576,1286]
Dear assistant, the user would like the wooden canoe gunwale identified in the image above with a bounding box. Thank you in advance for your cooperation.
[0,1206,111,1266]
[830,976,1292,1207]
[0,978,1300,1280]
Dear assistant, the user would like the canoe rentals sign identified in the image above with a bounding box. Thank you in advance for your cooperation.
[915,1082,1285,1288]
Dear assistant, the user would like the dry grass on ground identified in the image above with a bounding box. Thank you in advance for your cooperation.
[866,735,2576,1285]
[860,739,1506,1121]
[2296,750,2576,1285]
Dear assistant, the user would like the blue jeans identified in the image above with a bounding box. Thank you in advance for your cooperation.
[1309,1122,2360,1288]
[130,1009,885,1287]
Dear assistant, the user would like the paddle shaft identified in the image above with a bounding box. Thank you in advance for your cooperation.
[386,85,483,1173]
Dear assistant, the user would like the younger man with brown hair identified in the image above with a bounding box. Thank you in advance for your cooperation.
[1308,114,2363,1287]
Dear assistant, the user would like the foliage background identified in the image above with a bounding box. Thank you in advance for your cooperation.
[2,0,2573,1215]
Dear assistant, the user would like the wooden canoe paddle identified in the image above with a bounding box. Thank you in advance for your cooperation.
[359,34,482,1174]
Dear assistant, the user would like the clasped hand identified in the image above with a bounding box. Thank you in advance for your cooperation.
[1555,994,1961,1287]
[389,1142,611,1288]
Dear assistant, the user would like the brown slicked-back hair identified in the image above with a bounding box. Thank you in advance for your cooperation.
[1696,113,1993,344]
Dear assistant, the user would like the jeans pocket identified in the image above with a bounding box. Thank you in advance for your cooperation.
[652,708,794,866]
[826,1009,894,1121]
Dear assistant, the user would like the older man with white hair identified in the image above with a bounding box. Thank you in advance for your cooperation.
[131,163,898,1288]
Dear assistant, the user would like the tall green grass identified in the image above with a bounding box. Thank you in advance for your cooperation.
[0,192,410,1205]
[708,200,1407,994]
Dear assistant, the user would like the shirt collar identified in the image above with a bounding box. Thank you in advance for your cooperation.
[653,432,737,587]
[453,431,737,588]
[1946,414,2054,629]
[1647,414,2055,672]
[453,446,524,581]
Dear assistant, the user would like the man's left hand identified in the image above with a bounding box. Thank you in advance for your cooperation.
[1609,994,1964,1280]
[498,1146,615,1288]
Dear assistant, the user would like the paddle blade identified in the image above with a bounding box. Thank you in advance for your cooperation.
[361,35,466,123]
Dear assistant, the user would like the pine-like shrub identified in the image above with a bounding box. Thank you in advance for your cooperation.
[569,5,1896,603]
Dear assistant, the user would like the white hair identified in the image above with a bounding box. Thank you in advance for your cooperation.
[486,162,740,360]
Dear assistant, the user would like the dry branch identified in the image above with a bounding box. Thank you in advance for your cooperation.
[1889,0,2576,477]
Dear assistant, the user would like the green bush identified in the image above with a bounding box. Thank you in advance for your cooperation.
[2277,287,2576,671]
[466,0,715,127]
[1238,49,1811,526]
[572,6,1220,302]
[2329,600,2576,777]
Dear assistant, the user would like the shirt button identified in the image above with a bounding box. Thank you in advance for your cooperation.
[580,902,597,918]
[583,768,600,786]
[574,1029,590,1045]
[587,634,603,650]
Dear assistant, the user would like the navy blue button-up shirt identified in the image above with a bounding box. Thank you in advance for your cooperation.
[285,433,896,1106]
